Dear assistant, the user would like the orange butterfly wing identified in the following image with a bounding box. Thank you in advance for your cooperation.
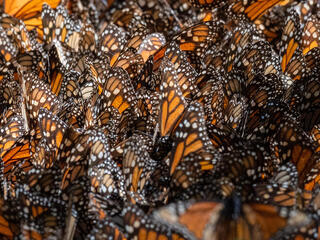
[159,58,187,137]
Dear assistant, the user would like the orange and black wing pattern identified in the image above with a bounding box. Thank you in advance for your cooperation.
[0,114,31,178]
[48,44,67,96]
[165,42,199,99]
[254,163,298,208]
[113,48,144,79]
[0,25,18,62]
[231,0,283,21]
[99,24,126,67]
[171,150,216,191]
[138,33,166,63]
[1,1,320,239]
[122,134,155,194]
[271,116,316,186]
[302,16,320,55]
[159,58,187,137]
[24,72,61,126]
[102,67,137,115]
[38,108,67,164]
[170,102,212,175]
[0,115,26,158]
[279,10,304,82]
[173,20,224,57]
[122,204,195,240]
[3,0,61,37]
[225,21,255,73]
[155,197,290,240]
[152,20,224,71]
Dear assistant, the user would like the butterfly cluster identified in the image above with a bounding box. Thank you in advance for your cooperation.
[1,0,320,239]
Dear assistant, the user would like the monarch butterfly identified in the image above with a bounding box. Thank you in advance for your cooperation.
[224,69,245,99]
[253,7,285,47]
[19,75,60,160]
[88,218,126,240]
[78,24,97,53]
[279,10,305,82]
[298,0,319,23]
[59,131,91,221]
[170,150,217,191]
[244,74,284,139]
[47,44,68,96]
[137,33,166,63]
[0,197,21,238]
[302,152,320,192]
[38,108,67,164]
[122,204,196,240]
[254,163,299,208]
[240,41,280,79]
[302,16,320,55]
[58,70,81,102]
[305,47,320,74]
[169,102,212,176]
[231,0,283,21]
[74,56,102,92]
[196,69,225,126]
[0,114,26,159]
[172,20,224,57]
[154,196,291,240]
[137,2,175,36]
[22,72,62,126]
[99,23,126,67]
[108,0,141,30]
[152,20,224,71]
[206,123,238,151]
[85,96,121,142]
[125,14,150,51]
[42,3,81,48]
[60,129,125,200]
[225,21,256,73]
[113,48,144,79]
[271,116,316,186]
[102,67,137,115]
[215,142,272,189]
[202,46,225,73]
[58,71,85,128]
[0,113,31,178]
[19,167,63,205]
[159,58,186,137]
[165,42,199,99]
[16,50,46,78]
[91,53,111,85]
[17,191,65,239]
[32,139,55,168]
[254,162,320,217]
[286,72,320,131]
[135,87,160,129]
[223,94,248,131]
[2,0,61,38]
[2,141,31,181]
[122,134,156,194]
[0,25,18,62]
[87,130,125,198]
